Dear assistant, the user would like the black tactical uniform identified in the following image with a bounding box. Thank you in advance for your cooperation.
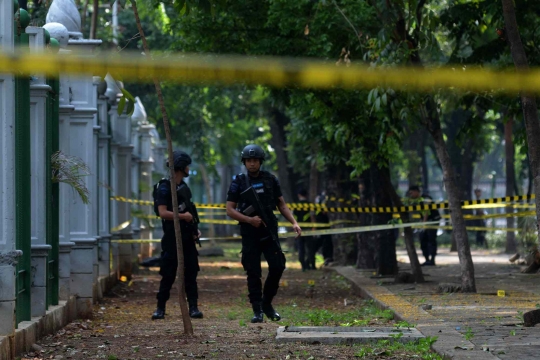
[227,146,286,323]
[419,194,441,266]
[294,199,311,271]
[227,144,302,323]
[152,151,203,320]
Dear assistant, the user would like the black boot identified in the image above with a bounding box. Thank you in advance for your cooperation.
[188,300,203,319]
[251,303,264,323]
[262,300,281,321]
[151,307,165,320]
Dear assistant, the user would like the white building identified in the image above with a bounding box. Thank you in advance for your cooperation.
[0,0,163,357]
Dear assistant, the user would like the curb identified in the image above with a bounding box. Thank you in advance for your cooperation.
[333,266,499,360]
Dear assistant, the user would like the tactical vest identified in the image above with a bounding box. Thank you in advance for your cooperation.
[237,171,277,228]
[156,180,194,234]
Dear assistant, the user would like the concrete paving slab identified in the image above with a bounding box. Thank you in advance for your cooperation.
[333,248,540,359]
[275,326,424,345]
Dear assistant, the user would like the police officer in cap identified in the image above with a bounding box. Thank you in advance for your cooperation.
[226,144,302,323]
[151,150,203,320]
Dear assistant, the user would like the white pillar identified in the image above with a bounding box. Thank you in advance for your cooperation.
[92,77,101,295]
[63,37,101,318]
[58,242,74,300]
[139,123,155,258]
[28,35,53,317]
[97,96,111,277]
[113,106,134,278]
[109,105,120,279]
[0,0,20,338]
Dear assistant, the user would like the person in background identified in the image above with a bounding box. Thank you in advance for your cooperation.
[408,185,440,266]
[315,193,333,266]
[474,188,487,248]
[294,189,311,271]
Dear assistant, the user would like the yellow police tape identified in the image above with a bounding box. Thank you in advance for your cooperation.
[110,220,441,243]
[133,213,355,227]
[111,193,537,214]
[404,210,536,220]
[4,51,540,94]
[412,225,525,232]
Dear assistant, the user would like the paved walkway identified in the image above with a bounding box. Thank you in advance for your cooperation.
[335,248,540,360]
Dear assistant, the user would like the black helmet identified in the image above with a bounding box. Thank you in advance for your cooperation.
[241,144,265,163]
[167,150,192,171]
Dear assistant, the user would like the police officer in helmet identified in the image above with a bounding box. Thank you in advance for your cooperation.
[151,150,203,320]
[226,144,301,323]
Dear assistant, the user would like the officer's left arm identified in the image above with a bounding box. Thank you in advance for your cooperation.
[277,196,302,237]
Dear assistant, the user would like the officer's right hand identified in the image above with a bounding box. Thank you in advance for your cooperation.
[180,212,193,222]
[249,216,263,228]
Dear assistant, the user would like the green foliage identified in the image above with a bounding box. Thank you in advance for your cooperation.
[394,321,416,329]
[464,327,474,341]
[102,0,540,203]
[354,336,440,359]
[278,300,394,327]
[51,151,90,204]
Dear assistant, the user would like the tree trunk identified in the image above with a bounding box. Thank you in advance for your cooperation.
[374,166,397,276]
[380,168,425,282]
[199,164,216,247]
[268,107,294,202]
[131,0,193,335]
[81,0,89,36]
[420,135,429,191]
[501,0,540,250]
[89,0,99,39]
[426,102,476,292]
[505,118,518,254]
[406,131,422,187]
[355,166,397,275]
[308,144,319,203]
[328,165,356,265]
[356,170,377,269]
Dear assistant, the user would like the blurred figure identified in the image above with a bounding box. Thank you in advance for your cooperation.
[474,188,487,248]
[408,185,440,266]
[294,188,311,271]
[316,194,334,266]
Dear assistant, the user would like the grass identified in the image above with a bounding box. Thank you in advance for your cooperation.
[277,300,395,327]
[354,336,441,359]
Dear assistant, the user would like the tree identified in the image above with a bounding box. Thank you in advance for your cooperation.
[365,0,478,291]
[501,0,540,272]
[130,0,193,335]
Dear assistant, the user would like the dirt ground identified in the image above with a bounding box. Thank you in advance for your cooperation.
[20,245,434,360]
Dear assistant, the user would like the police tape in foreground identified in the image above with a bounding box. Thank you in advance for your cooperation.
[6,50,540,94]
[110,220,441,243]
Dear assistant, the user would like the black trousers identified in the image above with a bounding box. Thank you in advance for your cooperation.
[321,234,334,261]
[156,238,200,309]
[295,237,307,269]
[476,231,487,247]
[241,231,286,304]
[305,236,320,269]
[419,229,438,259]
